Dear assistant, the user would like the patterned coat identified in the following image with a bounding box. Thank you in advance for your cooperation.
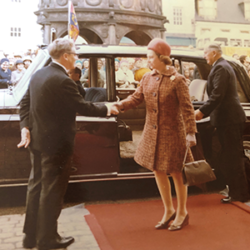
[120,66,197,173]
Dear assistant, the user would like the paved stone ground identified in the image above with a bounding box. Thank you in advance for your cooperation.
[0,204,100,250]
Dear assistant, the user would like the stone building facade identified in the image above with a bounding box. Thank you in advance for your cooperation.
[36,0,167,45]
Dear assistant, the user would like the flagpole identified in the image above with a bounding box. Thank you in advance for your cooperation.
[68,1,71,39]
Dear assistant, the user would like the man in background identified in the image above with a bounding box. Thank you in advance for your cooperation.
[68,66,86,98]
[195,43,250,203]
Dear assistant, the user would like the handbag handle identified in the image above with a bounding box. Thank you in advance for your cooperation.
[182,147,189,166]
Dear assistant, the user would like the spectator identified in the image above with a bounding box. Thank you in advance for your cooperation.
[82,59,89,74]
[184,68,191,86]
[0,58,12,89]
[80,68,105,88]
[232,53,239,60]
[11,59,26,86]
[7,53,16,71]
[128,58,135,70]
[98,59,106,79]
[23,57,32,70]
[75,59,83,70]
[174,59,181,73]
[132,58,142,73]
[239,55,250,72]
[116,59,135,88]
[68,67,86,98]
[134,58,151,83]
[115,59,120,72]
[14,52,22,61]
[134,67,151,82]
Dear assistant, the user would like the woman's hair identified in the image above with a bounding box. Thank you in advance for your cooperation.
[155,52,172,65]
[48,38,74,59]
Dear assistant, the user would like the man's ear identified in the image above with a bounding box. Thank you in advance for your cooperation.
[62,53,69,61]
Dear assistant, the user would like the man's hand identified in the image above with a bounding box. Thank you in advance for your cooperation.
[195,109,204,121]
[110,104,119,115]
[113,102,124,112]
[105,103,120,116]
[186,133,196,147]
[17,127,30,148]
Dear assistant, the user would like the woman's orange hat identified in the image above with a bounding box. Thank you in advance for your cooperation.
[147,38,171,57]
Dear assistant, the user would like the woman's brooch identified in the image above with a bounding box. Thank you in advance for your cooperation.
[170,75,176,81]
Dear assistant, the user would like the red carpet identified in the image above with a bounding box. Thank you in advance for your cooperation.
[85,194,250,250]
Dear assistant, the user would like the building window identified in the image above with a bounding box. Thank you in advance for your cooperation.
[230,39,242,47]
[244,40,250,47]
[198,0,217,20]
[173,7,182,25]
[245,2,250,21]
[10,27,21,37]
[241,30,249,34]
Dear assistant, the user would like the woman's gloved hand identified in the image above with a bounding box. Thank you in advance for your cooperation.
[186,133,196,147]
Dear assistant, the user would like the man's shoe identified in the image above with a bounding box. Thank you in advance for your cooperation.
[37,236,75,250]
[22,234,36,249]
[221,196,232,204]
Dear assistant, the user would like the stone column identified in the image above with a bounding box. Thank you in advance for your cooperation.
[108,11,117,45]
[108,24,116,45]
[160,28,166,39]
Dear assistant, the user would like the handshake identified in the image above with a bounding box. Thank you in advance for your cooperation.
[106,102,124,116]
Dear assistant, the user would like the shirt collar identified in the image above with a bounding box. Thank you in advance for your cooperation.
[52,60,68,73]
[212,60,218,67]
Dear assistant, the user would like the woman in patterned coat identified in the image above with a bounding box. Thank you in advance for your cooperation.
[115,38,197,231]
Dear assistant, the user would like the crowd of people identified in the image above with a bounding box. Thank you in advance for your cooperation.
[2,47,249,92]
[73,57,151,89]
[0,50,36,89]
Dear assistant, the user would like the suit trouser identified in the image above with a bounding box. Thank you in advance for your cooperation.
[217,123,250,201]
[23,147,71,246]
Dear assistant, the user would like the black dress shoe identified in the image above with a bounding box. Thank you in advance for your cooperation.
[22,234,36,249]
[37,236,75,250]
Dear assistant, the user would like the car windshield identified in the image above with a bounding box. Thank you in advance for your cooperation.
[12,49,50,105]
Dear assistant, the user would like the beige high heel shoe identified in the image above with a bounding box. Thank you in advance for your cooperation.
[168,214,189,231]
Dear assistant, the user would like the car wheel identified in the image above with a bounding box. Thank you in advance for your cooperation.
[243,140,250,160]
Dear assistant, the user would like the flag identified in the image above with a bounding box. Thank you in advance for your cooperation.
[68,1,79,42]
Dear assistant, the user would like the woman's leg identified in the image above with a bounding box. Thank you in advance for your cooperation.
[170,172,188,225]
[154,170,175,223]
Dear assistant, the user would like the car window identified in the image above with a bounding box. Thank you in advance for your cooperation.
[77,57,106,89]
[177,59,207,102]
[115,57,150,89]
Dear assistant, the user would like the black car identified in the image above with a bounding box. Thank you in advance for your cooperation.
[0,44,250,186]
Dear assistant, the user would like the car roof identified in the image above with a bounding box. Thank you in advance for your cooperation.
[76,44,205,59]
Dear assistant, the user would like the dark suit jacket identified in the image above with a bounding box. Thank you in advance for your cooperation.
[75,80,86,98]
[19,62,107,155]
[199,57,246,127]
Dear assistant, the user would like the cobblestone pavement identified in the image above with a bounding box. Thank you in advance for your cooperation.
[0,204,100,250]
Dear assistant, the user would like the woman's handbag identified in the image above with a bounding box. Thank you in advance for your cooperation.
[182,147,216,186]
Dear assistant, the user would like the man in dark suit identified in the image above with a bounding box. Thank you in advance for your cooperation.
[17,38,118,250]
[195,43,250,203]
[68,66,86,98]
